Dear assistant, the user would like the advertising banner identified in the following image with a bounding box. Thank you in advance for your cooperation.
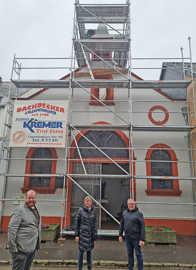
[9,100,69,148]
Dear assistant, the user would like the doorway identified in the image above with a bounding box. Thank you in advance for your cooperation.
[70,162,129,230]
[68,130,131,230]
[101,163,130,229]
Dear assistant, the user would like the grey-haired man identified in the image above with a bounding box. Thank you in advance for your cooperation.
[119,199,145,270]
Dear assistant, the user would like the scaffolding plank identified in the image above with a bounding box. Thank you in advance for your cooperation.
[78,17,128,24]
[2,173,196,181]
[77,39,130,52]
[76,4,129,23]
[132,80,192,89]
[72,124,195,132]
[133,125,195,132]
[1,173,130,179]
[12,79,130,88]
[12,79,192,90]
[12,80,70,88]
[73,79,129,88]
[72,124,130,131]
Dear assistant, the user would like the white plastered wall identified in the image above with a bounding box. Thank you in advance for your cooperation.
[2,72,195,221]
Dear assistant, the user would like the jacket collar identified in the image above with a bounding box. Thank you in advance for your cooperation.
[83,205,94,212]
[127,206,138,213]
[24,203,40,215]
[24,203,36,210]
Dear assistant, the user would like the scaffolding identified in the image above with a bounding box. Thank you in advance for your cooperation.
[0,0,196,235]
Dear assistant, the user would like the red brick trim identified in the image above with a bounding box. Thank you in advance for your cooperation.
[145,218,196,236]
[1,216,195,235]
[1,216,61,233]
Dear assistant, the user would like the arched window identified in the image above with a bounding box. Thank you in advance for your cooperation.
[90,74,114,106]
[74,130,129,159]
[146,144,181,196]
[22,148,63,194]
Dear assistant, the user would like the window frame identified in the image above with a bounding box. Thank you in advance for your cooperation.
[145,144,181,196]
[22,148,57,194]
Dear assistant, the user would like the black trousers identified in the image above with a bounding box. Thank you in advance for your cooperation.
[11,251,35,270]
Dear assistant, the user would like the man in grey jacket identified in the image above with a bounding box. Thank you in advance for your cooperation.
[8,189,40,270]
[119,199,145,270]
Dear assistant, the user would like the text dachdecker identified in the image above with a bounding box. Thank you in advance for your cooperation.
[17,103,65,113]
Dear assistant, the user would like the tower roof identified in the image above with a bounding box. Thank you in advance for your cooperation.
[91,24,112,39]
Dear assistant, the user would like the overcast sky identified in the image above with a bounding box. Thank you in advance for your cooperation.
[0,0,196,81]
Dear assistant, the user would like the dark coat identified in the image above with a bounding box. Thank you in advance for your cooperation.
[75,206,97,251]
[119,207,145,241]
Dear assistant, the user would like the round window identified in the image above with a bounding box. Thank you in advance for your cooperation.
[148,105,169,125]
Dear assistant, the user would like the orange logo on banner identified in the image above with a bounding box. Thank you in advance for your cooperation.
[13,131,26,144]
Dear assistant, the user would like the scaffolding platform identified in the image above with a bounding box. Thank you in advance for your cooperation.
[132,80,192,89]
[73,124,195,132]
[76,39,130,52]
[76,4,129,24]
[12,79,191,89]
[12,79,130,89]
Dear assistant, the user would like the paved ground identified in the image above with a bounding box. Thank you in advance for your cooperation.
[0,266,129,270]
[0,266,125,270]
[1,264,196,270]
[0,265,162,270]
[0,233,196,266]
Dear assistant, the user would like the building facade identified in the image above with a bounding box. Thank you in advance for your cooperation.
[0,1,196,235]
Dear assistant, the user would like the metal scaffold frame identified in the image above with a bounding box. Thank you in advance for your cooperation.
[0,82,13,230]
[1,0,195,235]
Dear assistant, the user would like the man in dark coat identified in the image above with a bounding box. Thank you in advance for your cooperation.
[119,199,145,270]
[75,196,97,270]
